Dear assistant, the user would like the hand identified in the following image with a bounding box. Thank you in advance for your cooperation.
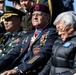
[74,73,76,75]
[0,70,18,75]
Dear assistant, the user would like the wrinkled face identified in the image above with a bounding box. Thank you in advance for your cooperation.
[0,1,4,10]
[32,11,49,29]
[3,16,18,32]
[56,22,74,41]
[20,0,31,10]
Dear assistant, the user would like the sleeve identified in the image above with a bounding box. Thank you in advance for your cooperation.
[60,54,76,75]
[16,28,58,74]
[38,58,52,75]
[0,38,22,72]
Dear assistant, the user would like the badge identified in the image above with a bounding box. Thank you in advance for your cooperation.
[12,42,18,46]
[14,38,20,42]
[25,37,29,42]
[9,43,12,46]
[22,37,29,44]
[27,55,40,64]
[63,42,71,48]
[34,4,40,11]
[20,48,24,52]
[33,48,40,54]
[40,33,47,45]
[30,36,36,46]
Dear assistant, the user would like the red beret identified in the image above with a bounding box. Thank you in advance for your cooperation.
[31,4,50,14]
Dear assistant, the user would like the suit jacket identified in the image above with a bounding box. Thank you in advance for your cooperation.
[0,25,58,74]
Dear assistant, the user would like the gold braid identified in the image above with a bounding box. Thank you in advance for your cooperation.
[48,0,52,24]
[36,0,40,3]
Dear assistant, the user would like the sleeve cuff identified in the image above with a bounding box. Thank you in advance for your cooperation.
[14,67,23,74]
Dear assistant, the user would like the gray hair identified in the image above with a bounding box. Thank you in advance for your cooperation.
[53,11,76,30]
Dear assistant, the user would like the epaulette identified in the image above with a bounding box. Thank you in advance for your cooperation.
[0,36,4,44]
[17,31,26,37]
[4,32,10,36]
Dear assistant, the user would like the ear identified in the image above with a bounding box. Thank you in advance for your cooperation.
[68,27,74,35]
[46,14,50,22]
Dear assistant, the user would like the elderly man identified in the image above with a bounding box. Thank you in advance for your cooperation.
[38,11,76,75]
[0,4,58,75]
[0,6,26,58]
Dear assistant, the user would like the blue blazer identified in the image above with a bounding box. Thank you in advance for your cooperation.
[0,25,58,74]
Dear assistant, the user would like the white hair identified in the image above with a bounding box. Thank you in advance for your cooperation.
[53,11,76,29]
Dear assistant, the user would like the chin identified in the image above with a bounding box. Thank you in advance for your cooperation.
[33,23,38,26]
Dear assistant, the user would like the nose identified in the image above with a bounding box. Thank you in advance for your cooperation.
[32,14,38,20]
[34,14,38,17]
[4,20,8,24]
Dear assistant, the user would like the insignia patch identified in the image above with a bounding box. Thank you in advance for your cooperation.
[63,42,71,48]
[9,43,12,46]
[34,5,40,11]
[30,36,36,46]
[33,48,40,55]
[14,38,20,42]
[9,41,18,47]
[40,32,48,46]
[12,42,18,46]
[20,48,24,52]
[27,55,40,64]
[25,37,29,42]
[22,37,29,44]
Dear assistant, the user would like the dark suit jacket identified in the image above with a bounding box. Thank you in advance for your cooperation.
[0,25,58,74]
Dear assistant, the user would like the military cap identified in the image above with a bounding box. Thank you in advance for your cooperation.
[31,4,50,14]
[2,6,25,19]
[8,0,20,4]
[0,0,4,2]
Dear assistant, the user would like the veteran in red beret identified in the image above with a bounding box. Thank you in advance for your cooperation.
[0,4,58,75]
[31,4,50,15]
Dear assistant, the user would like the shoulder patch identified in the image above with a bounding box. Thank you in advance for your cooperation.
[27,55,40,64]
[63,42,72,48]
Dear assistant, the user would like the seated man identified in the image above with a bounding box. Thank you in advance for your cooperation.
[0,6,26,58]
[38,11,76,75]
[0,4,58,75]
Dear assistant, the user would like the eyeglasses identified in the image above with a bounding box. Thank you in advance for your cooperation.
[32,13,43,17]
[56,25,70,32]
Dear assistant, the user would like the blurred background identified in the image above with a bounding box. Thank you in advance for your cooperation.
[5,0,76,12]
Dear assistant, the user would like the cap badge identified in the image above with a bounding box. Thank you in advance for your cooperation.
[34,5,40,11]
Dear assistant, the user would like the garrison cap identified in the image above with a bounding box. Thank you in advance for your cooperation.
[31,4,50,15]
[2,6,25,19]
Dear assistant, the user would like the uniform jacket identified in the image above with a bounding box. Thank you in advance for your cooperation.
[0,25,58,75]
[0,28,26,58]
[38,31,76,75]
[21,11,33,31]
